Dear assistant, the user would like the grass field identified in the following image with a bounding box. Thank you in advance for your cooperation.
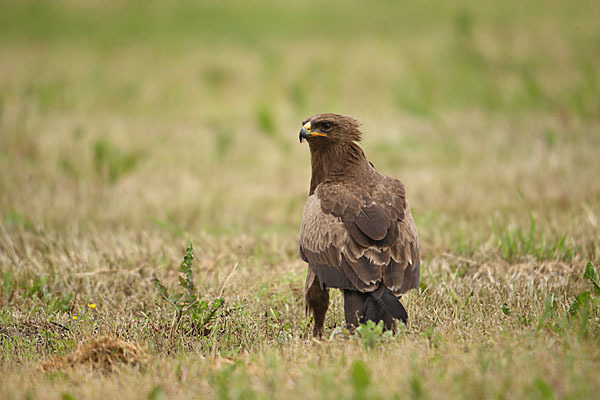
[1,0,600,398]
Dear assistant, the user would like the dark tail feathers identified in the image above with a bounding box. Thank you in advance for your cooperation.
[370,287,408,324]
[344,287,408,331]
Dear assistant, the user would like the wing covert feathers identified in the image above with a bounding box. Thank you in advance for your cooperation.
[299,174,420,296]
[353,203,388,240]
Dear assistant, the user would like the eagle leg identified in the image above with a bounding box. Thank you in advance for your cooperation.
[305,268,330,337]
[343,290,366,331]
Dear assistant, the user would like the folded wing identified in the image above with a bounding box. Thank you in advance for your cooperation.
[299,177,420,296]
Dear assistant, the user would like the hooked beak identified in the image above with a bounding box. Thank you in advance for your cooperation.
[299,129,309,143]
[298,121,327,143]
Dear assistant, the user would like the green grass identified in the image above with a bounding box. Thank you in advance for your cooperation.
[498,214,576,262]
[1,0,600,398]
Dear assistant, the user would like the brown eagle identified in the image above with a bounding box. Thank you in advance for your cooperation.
[298,113,420,337]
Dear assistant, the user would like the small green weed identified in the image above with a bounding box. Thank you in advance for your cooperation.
[583,261,600,295]
[349,360,371,400]
[154,243,224,336]
[537,262,599,337]
[530,376,554,400]
[354,320,392,350]
[147,386,166,400]
[209,361,256,400]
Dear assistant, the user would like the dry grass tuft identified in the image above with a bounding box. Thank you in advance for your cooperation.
[0,320,69,342]
[39,335,147,374]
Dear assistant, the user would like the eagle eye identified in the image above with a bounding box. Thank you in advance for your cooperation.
[321,122,332,131]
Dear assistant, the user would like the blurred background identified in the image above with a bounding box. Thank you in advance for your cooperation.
[2,3,600,396]
[1,0,599,257]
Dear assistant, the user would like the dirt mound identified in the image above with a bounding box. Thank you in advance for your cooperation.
[39,335,148,373]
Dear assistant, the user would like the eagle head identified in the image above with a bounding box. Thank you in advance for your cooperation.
[299,113,361,144]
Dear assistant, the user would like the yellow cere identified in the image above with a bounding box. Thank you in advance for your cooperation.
[303,121,311,132]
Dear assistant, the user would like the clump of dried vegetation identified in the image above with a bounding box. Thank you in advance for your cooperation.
[38,335,147,374]
[1,0,599,398]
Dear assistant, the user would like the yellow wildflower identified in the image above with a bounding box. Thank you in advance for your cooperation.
[72,315,78,320]
[88,303,96,309]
